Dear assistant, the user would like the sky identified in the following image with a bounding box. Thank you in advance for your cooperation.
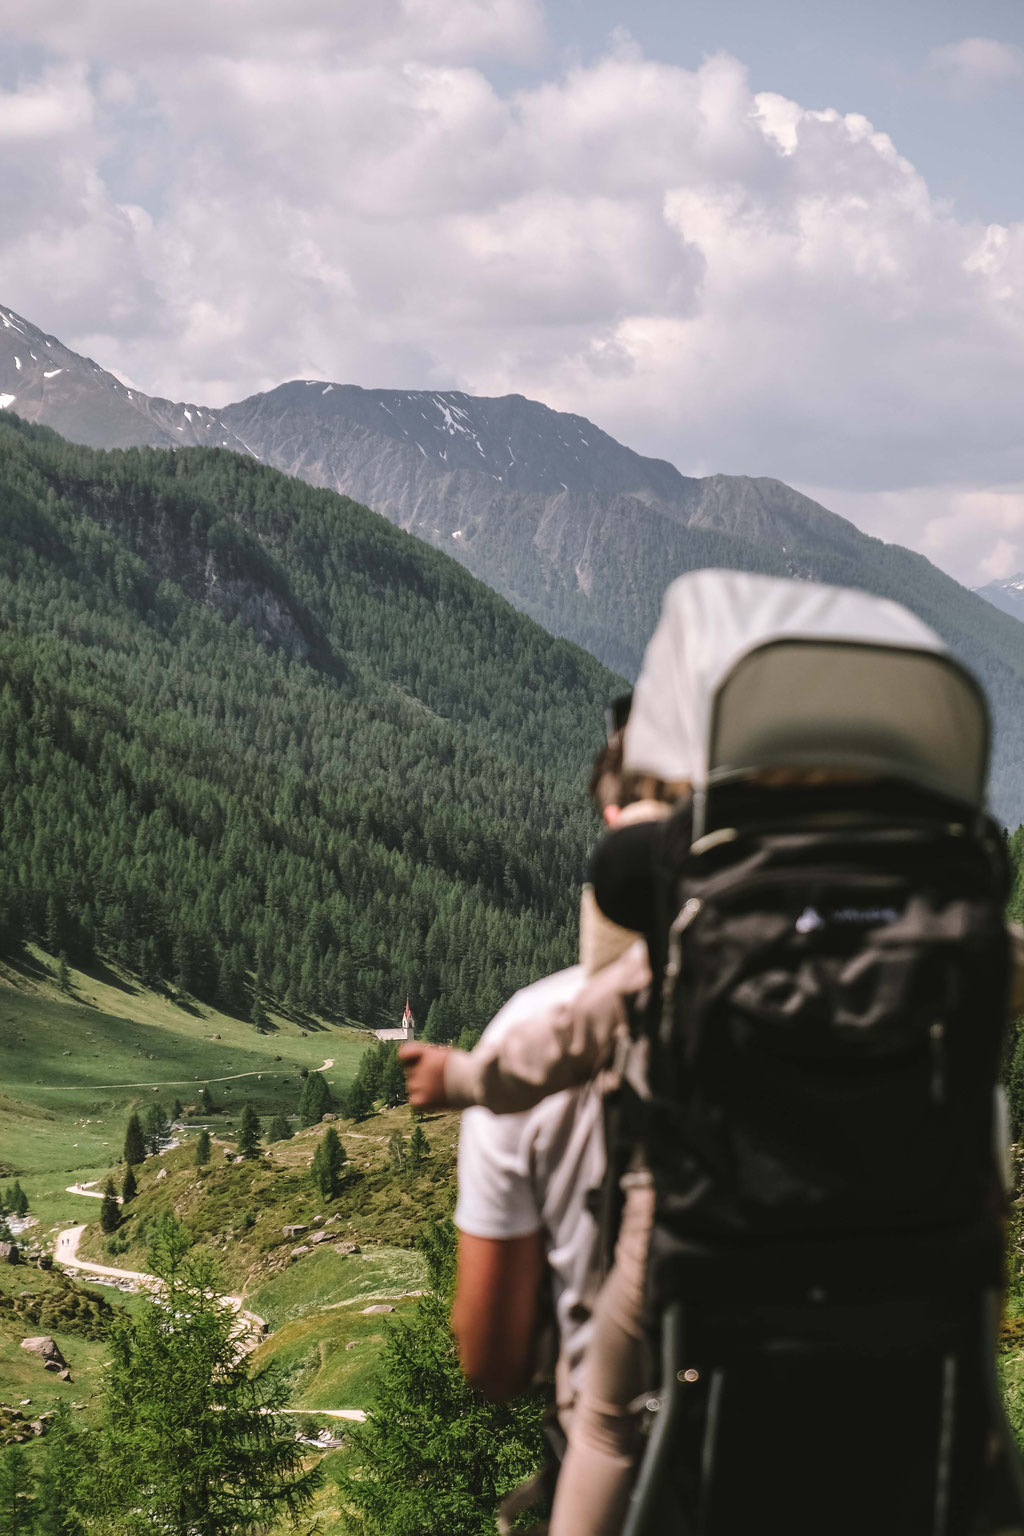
[2,0,1024,587]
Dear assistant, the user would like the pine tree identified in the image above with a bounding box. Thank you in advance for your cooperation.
[195,1129,211,1167]
[1009,1028,1024,1141]
[268,1113,293,1143]
[237,1104,262,1160]
[297,1071,333,1126]
[123,1113,146,1166]
[57,950,71,994]
[89,1217,321,1536]
[409,1124,430,1167]
[199,1087,215,1115]
[9,1183,27,1219]
[172,1098,183,1121]
[379,1050,407,1108]
[250,997,270,1033]
[310,1127,346,1199]
[340,1074,374,1123]
[34,1402,86,1536]
[338,1221,543,1535]
[0,1445,36,1535]
[99,1179,120,1235]
[121,1166,138,1204]
[144,1103,169,1155]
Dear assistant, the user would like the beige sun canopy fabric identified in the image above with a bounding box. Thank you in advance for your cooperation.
[623,570,989,807]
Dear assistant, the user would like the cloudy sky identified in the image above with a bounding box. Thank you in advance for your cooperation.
[3,0,1024,586]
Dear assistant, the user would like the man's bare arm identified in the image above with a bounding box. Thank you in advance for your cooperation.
[451,1230,545,1401]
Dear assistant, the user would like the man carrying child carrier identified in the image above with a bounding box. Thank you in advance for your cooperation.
[411,569,1024,1536]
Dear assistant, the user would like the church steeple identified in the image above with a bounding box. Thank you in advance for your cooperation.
[375,997,416,1042]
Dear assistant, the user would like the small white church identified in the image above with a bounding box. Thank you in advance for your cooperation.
[375,998,416,1043]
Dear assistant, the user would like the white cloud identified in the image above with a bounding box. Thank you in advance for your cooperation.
[928,37,1024,98]
[2,0,546,65]
[2,11,1024,584]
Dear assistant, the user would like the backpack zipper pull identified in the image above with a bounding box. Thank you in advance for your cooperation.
[661,899,703,1036]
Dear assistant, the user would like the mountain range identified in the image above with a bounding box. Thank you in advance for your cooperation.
[975,574,1024,623]
[4,300,1024,824]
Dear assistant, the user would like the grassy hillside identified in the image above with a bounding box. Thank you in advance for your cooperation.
[0,954,460,1525]
[0,948,370,1228]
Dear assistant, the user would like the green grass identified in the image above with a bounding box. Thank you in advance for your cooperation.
[252,1247,426,1329]
[0,1264,146,1435]
[0,949,372,1223]
[251,1304,417,1411]
[72,1104,459,1286]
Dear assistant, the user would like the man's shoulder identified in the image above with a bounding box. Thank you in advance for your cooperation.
[480,967,586,1047]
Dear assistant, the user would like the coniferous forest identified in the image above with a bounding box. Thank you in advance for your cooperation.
[0,412,620,1036]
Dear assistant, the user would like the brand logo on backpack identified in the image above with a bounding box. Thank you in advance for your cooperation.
[794,904,900,934]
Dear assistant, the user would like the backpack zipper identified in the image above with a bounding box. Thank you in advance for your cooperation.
[660,898,703,1041]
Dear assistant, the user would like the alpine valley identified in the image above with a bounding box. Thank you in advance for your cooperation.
[4,301,1024,825]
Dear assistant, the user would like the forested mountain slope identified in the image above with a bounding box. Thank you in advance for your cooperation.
[0,413,618,1034]
[6,301,1024,820]
[219,388,1024,824]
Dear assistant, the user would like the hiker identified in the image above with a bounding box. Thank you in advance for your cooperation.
[404,569,1024,1536]
[403,707,670,1472]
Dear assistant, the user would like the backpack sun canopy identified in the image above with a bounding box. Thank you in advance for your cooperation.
[624,570,990,809]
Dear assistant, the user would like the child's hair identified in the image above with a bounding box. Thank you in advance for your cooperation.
[589,735,689,815]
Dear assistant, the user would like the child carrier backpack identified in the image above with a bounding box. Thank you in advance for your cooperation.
[620,635,1024,1536]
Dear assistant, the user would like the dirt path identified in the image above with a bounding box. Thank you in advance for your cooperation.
[275,1408,367,1423]
[66,1181,122,1203]
[54,1224,262,1342]
[45,1058,336,1092]
[54,1225,156,1289]
[53,1222,365,1421]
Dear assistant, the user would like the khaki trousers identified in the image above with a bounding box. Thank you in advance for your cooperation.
[549,1176,655,1536]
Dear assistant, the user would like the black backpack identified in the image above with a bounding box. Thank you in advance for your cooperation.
[621,779,1024,1536]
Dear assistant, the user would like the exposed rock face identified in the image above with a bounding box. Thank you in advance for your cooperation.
[0,305,253,454]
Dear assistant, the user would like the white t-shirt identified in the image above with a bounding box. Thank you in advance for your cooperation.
[454,966,605,1406]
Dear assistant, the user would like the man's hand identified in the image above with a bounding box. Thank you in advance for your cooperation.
[399,1041,452,1110]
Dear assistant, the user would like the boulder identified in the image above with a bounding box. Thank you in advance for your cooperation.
[0,1243,18,1265]
[282,1224,308,1238]
[336,1241,361,1256]
[321,1113,337,1122]
[290,1245,312,1258]
[360,1304,395,1315]
[20,1337,66,1368]
[156,1168,168,1182]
